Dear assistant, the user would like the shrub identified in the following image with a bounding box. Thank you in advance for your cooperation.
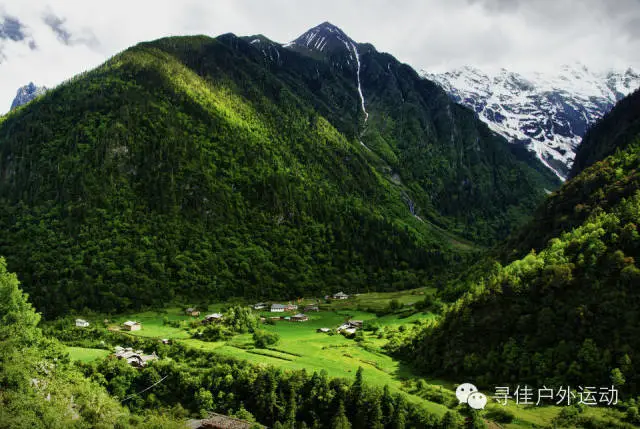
[253,330,280,348]
[485,407,515,424]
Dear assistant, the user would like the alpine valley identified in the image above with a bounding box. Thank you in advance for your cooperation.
[2,20,640,429]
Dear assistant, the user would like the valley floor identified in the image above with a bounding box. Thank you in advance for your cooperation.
[59,288,629,428]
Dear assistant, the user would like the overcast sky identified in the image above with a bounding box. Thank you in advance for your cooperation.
[1,0,639,113]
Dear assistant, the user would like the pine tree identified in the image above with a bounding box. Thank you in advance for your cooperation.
[284,389,298,429]
[391,393,407,429]
[368,395,384,429]
[331,403,352,429]
[381,385,395,428]
[611,368,626,387]
[350,367,367,428]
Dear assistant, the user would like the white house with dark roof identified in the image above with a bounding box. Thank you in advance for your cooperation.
[270,304,285,312]
[203,313,223,324]
[290,313,309,322]
[75,319,90,328]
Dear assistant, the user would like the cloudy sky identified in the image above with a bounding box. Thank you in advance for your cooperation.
[1,0,639,113]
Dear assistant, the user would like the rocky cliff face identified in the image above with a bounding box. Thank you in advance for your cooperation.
[10,82,47,110]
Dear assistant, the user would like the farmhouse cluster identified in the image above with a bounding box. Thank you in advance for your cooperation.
[76,291,361,370]
[113,347,158,368]
[336,320,363,335]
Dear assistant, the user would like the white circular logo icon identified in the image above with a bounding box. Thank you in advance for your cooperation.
[468,392,488,410]
[456,383,478,404]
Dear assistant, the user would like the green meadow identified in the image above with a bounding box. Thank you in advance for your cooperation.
[65,346,111,363]
[62,290,626,428]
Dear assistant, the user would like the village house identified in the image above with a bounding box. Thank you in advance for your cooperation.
[253,303,267,310]
[290,313,309,322]
[332,291,349,300]
[348,320,363,328]
[75,319,90,328]
[284,303,298,312]
[113,347,158,368]
[304,304,319,312]
[337,324,357,335]
[202,313,223,324]
[270,304,285,313]
[122,321,142,331]
[185,308,201,317]
[337,320,363,335]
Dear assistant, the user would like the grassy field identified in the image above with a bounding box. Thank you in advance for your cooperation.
[79,290,626,428]
[111,303,449,415]
[66,346,111,363]
[107,307,221,339]
[324,288,434,312]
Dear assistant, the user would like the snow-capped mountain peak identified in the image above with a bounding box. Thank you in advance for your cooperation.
[283,22,356,58]
[282,22,369,124]
[423,65,640,179]
[10,82,47,110]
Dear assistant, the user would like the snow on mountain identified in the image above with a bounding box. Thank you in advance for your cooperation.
[10,82,47,110]
[282,22,369,123]
[423,65,640,179]
[283,22,354,56]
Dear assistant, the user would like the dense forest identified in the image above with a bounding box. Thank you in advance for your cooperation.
[80,349,450,429]
[0,31,555,318]
[571,88,640,177]
[0,256,185,428]
[400,89,640,395]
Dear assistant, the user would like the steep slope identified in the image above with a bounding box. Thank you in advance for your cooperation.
[503,88,640,260]
[0,35,468,318]
[0,24,556,317]
[280,23,560,243]
[424,65,640,179]
[571,88,640,177]
[10,82,47,110]
[402,90,640,393]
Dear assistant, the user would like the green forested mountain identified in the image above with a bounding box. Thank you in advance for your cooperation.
[502,88,640,261]
[281,22,560,242]
[401,89,640,393]
[571,88,640,177]
[0,24,555,317]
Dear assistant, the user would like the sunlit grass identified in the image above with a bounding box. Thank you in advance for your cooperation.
[66,346,110,363]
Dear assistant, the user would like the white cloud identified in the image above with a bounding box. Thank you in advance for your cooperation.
[1,0,639,113]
